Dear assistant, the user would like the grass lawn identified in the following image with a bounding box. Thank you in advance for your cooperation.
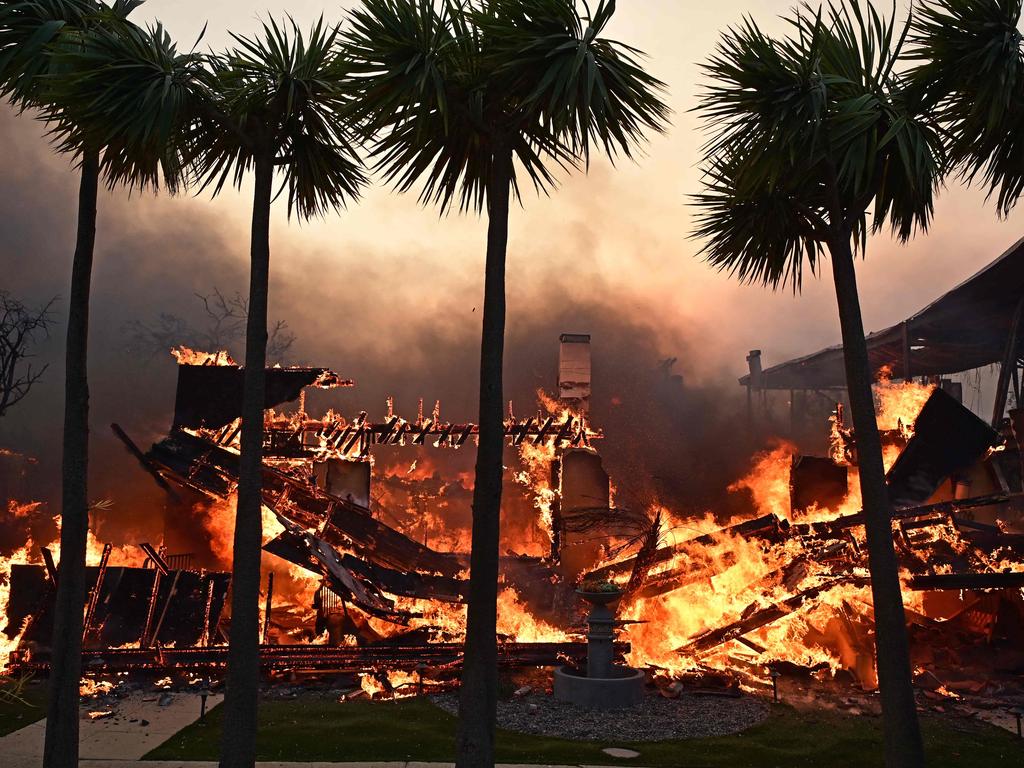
[0,676,47,736]
[144,693,1022,767]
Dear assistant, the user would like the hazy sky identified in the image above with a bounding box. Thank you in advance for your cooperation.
[122,0,1024,378]
[2,0,1023,462]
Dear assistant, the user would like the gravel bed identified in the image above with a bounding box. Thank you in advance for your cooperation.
[432,690,770,742]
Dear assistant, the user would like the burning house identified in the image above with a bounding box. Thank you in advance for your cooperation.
[2,295,1024,705]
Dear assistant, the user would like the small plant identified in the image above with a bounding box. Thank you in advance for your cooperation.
[0,673,36,707]
[579,579,621,594]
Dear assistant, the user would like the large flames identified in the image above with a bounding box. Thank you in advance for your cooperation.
[874,368,935,435]
[171,346,237,366]
[0,501,145,671]
[2,367,1018,700]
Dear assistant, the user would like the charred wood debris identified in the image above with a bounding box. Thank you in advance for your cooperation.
[4,357,1024,709]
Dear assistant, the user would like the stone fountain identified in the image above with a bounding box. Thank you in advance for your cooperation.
[553,586,644,709]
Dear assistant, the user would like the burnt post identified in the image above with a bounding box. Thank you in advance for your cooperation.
[1011,706,1024,739]
[992,297,1024,428]
[746,350,763,431]
[262,571,275,645]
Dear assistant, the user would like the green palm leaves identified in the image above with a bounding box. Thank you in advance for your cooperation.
[1,1,201,192]
[0,0,99,108]
[693,2,944,291]
[343,0,669,212]
[908,0,1024,214]
[193,16,367,219]
[44,19,205,192]
[1,7,369,217]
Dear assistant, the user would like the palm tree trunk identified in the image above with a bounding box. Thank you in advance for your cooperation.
[219,152,273,768]
[43,145,99,768]
[455,141,512,768]
[828,234,924,768]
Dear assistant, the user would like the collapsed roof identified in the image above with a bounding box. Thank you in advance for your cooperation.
[740,236,1024,390]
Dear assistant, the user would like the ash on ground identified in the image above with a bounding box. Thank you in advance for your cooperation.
[431,690,770,741]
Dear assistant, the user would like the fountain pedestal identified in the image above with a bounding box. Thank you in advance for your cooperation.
[553,589,644,709]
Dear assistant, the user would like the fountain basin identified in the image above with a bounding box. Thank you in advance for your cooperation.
[553,665,645,709]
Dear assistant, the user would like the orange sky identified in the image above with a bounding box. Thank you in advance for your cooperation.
[119,0,1024,383]
[4,1,1024,395]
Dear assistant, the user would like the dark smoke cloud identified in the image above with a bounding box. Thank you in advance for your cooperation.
[0,106,759,549]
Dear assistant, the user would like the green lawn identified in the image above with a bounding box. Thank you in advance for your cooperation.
[0,676,47,736]
[145,693,1022,767]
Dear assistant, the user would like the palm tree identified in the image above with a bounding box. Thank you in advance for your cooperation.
[908,0,1024,426]
[343,2,668,765]
[186,18,366,768]
[692,3,942,766]
[0,5,200,766]
[908,0,1023,216]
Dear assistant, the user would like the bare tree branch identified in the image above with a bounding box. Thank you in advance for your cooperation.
[0,291,56,417]
[124,286,296,364]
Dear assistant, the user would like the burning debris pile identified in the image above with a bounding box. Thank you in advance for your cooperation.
[3,340,1024,704]
[620,376,1024,700]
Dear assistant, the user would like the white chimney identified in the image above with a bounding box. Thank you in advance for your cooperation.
[559,333,592,412]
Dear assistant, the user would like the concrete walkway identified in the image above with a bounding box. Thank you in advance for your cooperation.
[0,691,222,768]
[1,695,635,768]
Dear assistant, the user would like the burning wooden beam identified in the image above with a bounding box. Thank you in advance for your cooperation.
[10,641,623,674]
[678,580,850,655]
[585,513,785,583]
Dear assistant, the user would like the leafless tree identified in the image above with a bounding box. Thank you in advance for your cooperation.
[0,292,56,417]
[125,287,296,364]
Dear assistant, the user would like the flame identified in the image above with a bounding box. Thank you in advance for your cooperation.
[874,368,935,436]
[614,378,950,682]
[171,346,237,366]
[0,523,39,669]
[3,372,1014,697]
[79,677,116,697]
[514,440,557,542]
[727,441,796,521]
[360,669,419,698]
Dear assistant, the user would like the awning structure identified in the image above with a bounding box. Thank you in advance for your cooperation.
[740,236,1024,391]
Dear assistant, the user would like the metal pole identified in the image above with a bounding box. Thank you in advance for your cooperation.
[992,297,1024,427]
[262,571,274,645]
[82,543,112,645]
[150,569,183,647]
[901,320,913,382]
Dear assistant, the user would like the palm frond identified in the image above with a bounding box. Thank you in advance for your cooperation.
[692,150,828,292]
[192,15,367,219]
[907,0,1024,214]
[0,0,97,108]
[344,0,666,213]
[476,0,671,163]
[692,0,943,292]
[343,0,495,211]
[43,19,206,192]
[698,10,834,190]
